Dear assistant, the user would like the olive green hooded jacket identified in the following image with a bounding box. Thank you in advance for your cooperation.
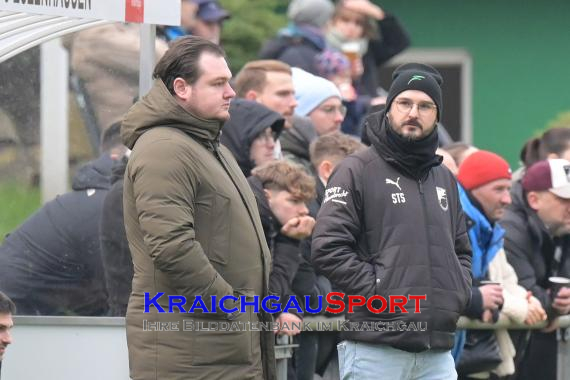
[121,79,275,380]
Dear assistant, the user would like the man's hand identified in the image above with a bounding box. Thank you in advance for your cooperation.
[347,57,364,79]
[552,287,570,315]
[481,309,494,323]
[525,293,547,325]
[479,284,504,310]
[542,318,560,333]
[281,216,315,240]
[274,312,302,336]
[341,0,385,20]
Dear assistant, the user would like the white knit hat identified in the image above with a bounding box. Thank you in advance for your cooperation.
[292,67,341,116]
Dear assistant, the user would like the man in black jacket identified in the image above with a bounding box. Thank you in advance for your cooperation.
[502,158,570,380]
[312,63,472,379]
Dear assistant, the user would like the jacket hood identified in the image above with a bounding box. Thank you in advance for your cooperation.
[280,116,317,161]
[110,156,128,185]
[121,79,225,149]
[261,24,326,60]
[280,24,327,51]
[71,153,114,191]
[220,98,284,177]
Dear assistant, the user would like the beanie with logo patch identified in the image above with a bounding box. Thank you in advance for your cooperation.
[385,63,443,121]
[457,150,512,190]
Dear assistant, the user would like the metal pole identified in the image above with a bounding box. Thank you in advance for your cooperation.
[558,329,570,380]
[139,23,156,99]
[40,38,69,203]
[275,335,297,380]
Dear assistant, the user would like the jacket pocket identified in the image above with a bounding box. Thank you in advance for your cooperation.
[373,264,386,294]
[190,301,255,366]
[364,262,386,299]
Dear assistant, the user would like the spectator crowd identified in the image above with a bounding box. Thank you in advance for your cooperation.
[1,1,570,380]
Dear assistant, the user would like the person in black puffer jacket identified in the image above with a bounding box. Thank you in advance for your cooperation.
[311,63,472,379]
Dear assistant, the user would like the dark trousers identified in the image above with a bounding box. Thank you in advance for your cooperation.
[295,331,339,380]
[511,331,557,380]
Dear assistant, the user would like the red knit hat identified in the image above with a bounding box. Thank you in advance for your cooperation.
[457,150,512,190]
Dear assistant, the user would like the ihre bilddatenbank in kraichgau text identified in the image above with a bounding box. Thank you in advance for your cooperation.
[142,292,429,332]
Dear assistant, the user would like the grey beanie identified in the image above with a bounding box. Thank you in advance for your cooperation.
[287,0,335,29]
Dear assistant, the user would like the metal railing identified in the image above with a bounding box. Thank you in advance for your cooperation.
[6,315,570,380]
[304,314,570,331]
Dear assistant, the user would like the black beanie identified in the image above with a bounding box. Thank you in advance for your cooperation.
[385,63,443,121]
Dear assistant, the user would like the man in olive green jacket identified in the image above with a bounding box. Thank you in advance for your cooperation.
[121,36,275,380]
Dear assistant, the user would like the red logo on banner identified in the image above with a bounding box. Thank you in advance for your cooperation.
[125,0,144,23]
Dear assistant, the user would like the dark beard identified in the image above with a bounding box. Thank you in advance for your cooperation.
[388,113,429,141]
[364,108,442,180]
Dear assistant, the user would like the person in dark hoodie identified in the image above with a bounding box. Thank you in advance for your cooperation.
[220,98,285,177]
[0,123,125,316]
[311,63,472,378]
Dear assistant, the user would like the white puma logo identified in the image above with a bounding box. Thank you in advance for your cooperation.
[385,177,402,191]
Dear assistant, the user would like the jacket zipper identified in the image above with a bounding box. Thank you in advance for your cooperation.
[418,178,433,349]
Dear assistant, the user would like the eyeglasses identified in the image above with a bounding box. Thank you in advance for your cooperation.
[255,129,276,144]
[317,104,347,117]
[393,99,436,117]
